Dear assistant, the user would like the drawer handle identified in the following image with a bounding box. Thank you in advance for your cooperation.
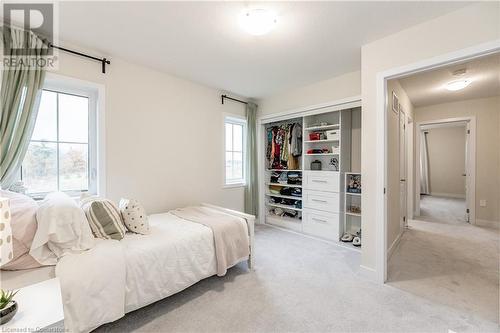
[312,180,328,183]
[311,199,328,203]
[312,217,327,223]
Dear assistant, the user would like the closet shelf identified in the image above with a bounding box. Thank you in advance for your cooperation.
[305,153,339,156]
[346,192,361,196]
[346,212,362,217]
[304,139,339,143]
[266,182,302,188]
[266,193,302,201]
[266,214,302,224]
[304,124,339,131]
[266,203,302,212]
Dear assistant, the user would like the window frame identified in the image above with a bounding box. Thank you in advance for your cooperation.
[223,115,247,188]
[21,78,99,199]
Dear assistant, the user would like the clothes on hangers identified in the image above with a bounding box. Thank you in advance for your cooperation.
[266,122,302,169]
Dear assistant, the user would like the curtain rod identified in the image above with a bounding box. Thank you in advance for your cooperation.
[49,43,111,74]
[221,94,248,105]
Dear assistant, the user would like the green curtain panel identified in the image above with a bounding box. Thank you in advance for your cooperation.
[0,26,47,188]
[244,102,258,217]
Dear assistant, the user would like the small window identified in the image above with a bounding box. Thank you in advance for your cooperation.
[21,86,97,198]
[224,116,246,186]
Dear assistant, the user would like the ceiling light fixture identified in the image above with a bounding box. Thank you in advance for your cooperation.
[446,79,471,91]
[239,9,277,36]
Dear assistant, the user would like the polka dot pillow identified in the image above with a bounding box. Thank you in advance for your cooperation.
[118,199,150,235]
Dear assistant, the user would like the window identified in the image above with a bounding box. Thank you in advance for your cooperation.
[224,116,246,186]
[21,85,98,198]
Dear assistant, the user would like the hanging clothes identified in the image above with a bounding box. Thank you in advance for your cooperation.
[266,122,302,170]
[290,123,302,157]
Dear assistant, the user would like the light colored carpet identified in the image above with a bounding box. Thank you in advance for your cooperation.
[388,219,499,324]
[89,225,497,333]
[418,195,466,224]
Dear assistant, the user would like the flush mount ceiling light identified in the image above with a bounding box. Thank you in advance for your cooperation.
[446,79,471,91]
[446,68,471,91]
[239,9,277,36]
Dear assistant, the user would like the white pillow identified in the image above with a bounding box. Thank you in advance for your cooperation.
[30,192,95,265]
[119,199,150,235]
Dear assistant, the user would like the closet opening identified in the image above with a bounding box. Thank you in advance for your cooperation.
[258,100,362,251]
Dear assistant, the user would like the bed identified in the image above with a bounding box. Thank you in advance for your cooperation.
[2,203,255,333]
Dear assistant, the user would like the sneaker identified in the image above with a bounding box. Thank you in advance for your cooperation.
[341,233,354,242]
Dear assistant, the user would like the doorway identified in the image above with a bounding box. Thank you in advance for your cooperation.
[384,52,499,323]
[415,118,475,225]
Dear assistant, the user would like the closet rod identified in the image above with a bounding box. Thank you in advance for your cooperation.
[221,94,248,105]
[48,43,111,74]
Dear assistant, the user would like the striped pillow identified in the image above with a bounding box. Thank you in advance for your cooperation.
[81,198,126,240]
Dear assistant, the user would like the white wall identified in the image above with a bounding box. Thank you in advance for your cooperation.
[415,97,500,222]
[49,44,246,214]
[361,2,499,273]
[426,126,466,198]
[258,71,361,115]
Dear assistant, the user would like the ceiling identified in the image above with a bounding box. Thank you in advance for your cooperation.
[399,53,500,107]
[9,1,472,98]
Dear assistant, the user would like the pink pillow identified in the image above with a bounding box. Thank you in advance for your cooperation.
[0,190,42,270]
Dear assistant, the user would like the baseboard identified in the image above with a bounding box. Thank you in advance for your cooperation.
[359,265,377,282]
[429,192,466,199]
[475,219,499,229]
[387,231,403,260]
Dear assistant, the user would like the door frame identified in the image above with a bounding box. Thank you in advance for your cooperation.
[399,110,407,230]
[375,39,500,284]
[414,118,476,224]
[406,115,414,221]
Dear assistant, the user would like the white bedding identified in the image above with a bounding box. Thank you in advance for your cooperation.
[123,212,217,312]
[56,212,232,333]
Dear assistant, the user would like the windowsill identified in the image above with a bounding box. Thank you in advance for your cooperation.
[27,192,96,201]
[223,183,246,189]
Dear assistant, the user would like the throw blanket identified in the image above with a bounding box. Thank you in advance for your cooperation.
[171,206,249,276]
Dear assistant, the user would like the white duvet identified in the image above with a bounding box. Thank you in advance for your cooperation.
[56,212,221,333]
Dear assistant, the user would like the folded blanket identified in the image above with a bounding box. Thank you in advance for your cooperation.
[171,206,249,276]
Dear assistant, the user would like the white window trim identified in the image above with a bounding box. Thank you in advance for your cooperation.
[23,73,106,198]
[223,114,247,188]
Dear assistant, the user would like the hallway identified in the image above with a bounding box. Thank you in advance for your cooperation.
[387,218,499,324]
[418,195,466,224]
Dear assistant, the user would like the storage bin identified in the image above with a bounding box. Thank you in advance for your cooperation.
[309,132,321,141]
[326,130,340,141]
[310,160,322,170]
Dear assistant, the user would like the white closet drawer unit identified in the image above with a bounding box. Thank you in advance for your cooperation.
[302,209,340,241]
[303,190,339,213]
[304,171,340,192]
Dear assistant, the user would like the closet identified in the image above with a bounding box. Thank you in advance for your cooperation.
[261,101,362,250]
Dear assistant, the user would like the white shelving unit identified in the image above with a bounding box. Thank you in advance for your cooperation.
[343,172,362,249]
[262,105,361,248]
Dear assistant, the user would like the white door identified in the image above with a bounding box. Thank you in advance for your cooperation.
[464,122,470,223]
[399,112,407,229]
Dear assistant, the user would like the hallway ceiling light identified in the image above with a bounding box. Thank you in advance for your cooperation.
[446,79,471,91]
[239,9,277,36]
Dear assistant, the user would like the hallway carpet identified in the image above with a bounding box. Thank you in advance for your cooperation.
[90,225,497,332]
[418,195,466,224]
[388,219,499,324]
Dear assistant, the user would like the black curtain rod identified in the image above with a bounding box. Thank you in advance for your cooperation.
[49,43,110,74]
[221,94,248,105]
